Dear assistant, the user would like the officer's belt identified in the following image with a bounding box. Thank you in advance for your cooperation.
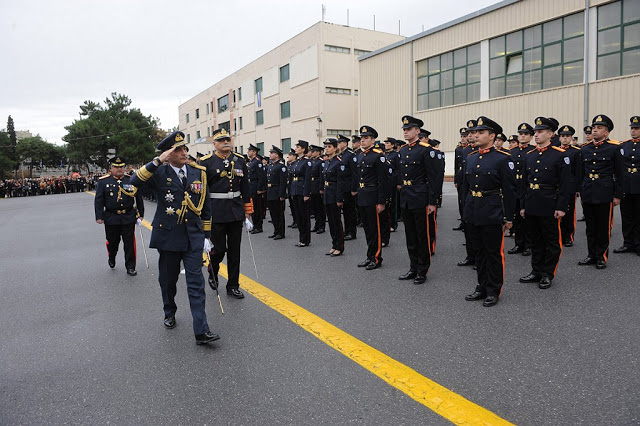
[402,179,427,186]
[107,208,133,215]
[324,181,337,186]
[210,191,241,199]
[587,173,612,180]
[292,177,300,181]
[359,183,377,188]
[628,167,638,173]
[471,189,501,198]
[267,183,279,187]
[249,179,258,182]
[529,183,558,190]
[515,174,524,180]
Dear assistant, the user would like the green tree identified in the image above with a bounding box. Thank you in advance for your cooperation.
[0,131,13,177]
[16,135,62,175]
[6,116,19,174]
[63,93,160,170]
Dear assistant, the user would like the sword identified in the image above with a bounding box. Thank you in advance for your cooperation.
[245,218,259,280]
[137,221,149,268]
[205,251,225,314]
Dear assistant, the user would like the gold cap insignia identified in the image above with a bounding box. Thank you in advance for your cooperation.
[521,124,526,130]
[536,118,542,125]
[585,126,591,131]
[362,127,368,133]
[478,118,484,126]
[403,118,409,124]
[563,126,569,132]
[596,115,603,122]
[116,157,121,162]
[468,121,474,127]
[175,133,184,142]
[633,117,639,123]
[220,129,228,136]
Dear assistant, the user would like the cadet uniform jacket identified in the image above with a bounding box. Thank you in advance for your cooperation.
[247,157,267,195]
[322,156,344,204]
[521,145,572,216]
[620,138,640,194]
[199,152,252,223]
[562,145,581,194]
[338,148,359,194]
[310,157,324,195]
[94,174,144,225]
[130,161,211,251]
[356,148,389,207]
[266,161,288,201]
[577,139,624,203]
[289,157,312,197]
[398,141,443,209]
[454,144,465,186]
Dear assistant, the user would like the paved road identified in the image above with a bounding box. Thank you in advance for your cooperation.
[1,185,639,425]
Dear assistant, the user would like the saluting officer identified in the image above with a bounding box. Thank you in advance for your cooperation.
[577,115,624,269]
[355,126,389,270]
[453,128,469,231]
[508,123,535,256]
[309,145,326,234]
[130,132,218,345]
[94,156,144,276]
[457,120,478,268]
[558,125,582,247]
[615,116,640,256]
[337,134,359,240]
[397,115,442,284]
[266,145,288,240]
[200,128,253,299]
[290,140,313,247]
[463,117,517,307]
[247,144,267,234]
[322,138,345,256]
[518,117,572,289]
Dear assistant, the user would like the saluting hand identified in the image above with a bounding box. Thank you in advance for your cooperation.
[158,146,176,163]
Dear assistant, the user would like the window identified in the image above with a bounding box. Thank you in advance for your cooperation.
[255,77,263,93]
[234,118,237,131]
[187,134,191,144]
[354,49,371,56]
[210,101,213,113]
[238,87,242,101]
[206,103,209,114]
[325,44,350,53]
[354,89,359,96]
[217,94,229,113]
[257,142,264,154]
[196,130,201,139]
[597,0,640,79]
[186,113,190,123]
[256,110,264,126]
[280,64,290,82]
[326,129,352,136]
[195,108,200,119]
[490,12,584,98]
[233,90,236,104]
[282,138,291,153]
[417,43,481,110]
[280,101,290,119]
[326,87,351,95]
[219,121,230,132]
[239,116,243,130]
[207,127,210,137]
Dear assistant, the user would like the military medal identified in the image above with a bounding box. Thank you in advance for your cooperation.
[223,159,229,167]
[190,180,203,194]
[165,193,174,202]
[123,184,134,191]
[166,207,175,215]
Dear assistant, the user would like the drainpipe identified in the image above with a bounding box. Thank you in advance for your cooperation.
[583,0,590,128]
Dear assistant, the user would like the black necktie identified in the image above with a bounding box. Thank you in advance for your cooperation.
[178,169,186,187]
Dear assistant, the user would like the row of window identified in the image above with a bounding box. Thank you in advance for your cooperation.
[324,44,371,56]
[416,0,640,111]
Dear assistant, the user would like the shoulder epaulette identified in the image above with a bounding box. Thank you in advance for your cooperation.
[551,146,566,152]
[526,148,537,154]
[419,141,431,148]
[582,141,593,146]
[200,153,212,161]
[99,174,111,179]
[496,149,511,155]
[607,139,620,145]
[372,148,383,154]
[233,152,245,159]
[189,161,206,171]
[570,145,581,150]
[468,150,479,156]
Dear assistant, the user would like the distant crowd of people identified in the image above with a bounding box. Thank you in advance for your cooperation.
[0,174,99,197]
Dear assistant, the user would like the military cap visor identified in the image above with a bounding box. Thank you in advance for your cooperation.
[517,123,534,134]
[359,125,378,139]
[351,135,361,141]
[419,128,431,137]
[248,144,260,152]
[109,156,126,167]
[495,133,507,141]
[157,131,188,151]
[592,114,614,131]
[533,117,555,131]
[430,139,441,146]
[401,115,424,129]
[212,128,232,141]
[630,116,640,128]
[269,145,283,156]
[558,125,576,136]
[336,134,350,143]
[473,116,502,135]
[460,127,468,135]
[583,126,592,134]
[323,138,338,147]
[296,140,309,149]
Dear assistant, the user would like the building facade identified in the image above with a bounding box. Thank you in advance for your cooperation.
[359,0,640,174]
[178,22,403,156]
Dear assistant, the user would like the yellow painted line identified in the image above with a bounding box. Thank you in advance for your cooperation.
[88,192,512,425]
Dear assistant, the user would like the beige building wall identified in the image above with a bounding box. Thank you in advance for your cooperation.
[359,0,640,175]
[178,22,403,155]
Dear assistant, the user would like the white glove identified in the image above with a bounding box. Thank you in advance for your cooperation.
[244,217,254,231]
[136,218,142,226]
[203,238,213,253]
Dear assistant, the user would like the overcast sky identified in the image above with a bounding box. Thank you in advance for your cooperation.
[0,0,501,145]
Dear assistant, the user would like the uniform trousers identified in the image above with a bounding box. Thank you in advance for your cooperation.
[526,215,563,278]
[325,203,344,251]
[210,221,243,290]
[402,207,431,275]
[158,247,209,335]
[310,193,326,230]
[251,193,263,230]
[467,223,505,297]
[292,195,311,244]
[428,208,438,255]
[560,195,577,244]
[620,194,640,251]
[268,199,285,237]
[513,198,531,249]
[105,223,136,269]
[288,196,297,226]
[583,202,614,262]
[342,192,358,237]
[379,204,391,245]
[358,205,382,265]
[390,189,400,230]
[456,185,465,219]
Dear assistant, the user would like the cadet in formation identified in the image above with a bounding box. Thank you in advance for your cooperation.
[337,134,359,240]
[616,116,640,256]
[289,140,313,247]
[309,144,326,234]
[508,122,535,256]
[322,138,345,256]
[266,145,287,240]
[558,125,581,247]
[247,144,266,234]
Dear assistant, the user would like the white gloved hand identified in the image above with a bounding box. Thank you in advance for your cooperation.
[136,218,142,226]
[244,217,254,231]
[203,238,213,253]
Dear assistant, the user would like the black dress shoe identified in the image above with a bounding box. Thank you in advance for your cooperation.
[227,288,245,299]
[538,276,552,289]
[316,229,325,234]
[126,269,137,276]
[577,216,586,222]
[108,259,115,268]
[358,259,372,267]
[457,258,474,267]
[507,246,523,254]
[614,246,633,253]
[365,262,380,270]
[250,228,263,234]
[578,256,596,265]
[195,331,220,345]
[291,223,298,229]
[482,295,499,307]
[522,248,532,256]
[519,273,541,283]
[330,251,343,257]
[344,234,356,241]
[326,251,334,256]
[563,241,573,247]
[381,242,389,247]
[596,260,607,269]
[452,224,464,231]
[273,235,284,240]
[473,265,478,270]
[398,271,417,280]
[288,223,296,228]
[268,234,276,238]
[295,242,309,247]
[164,315,176,329]
[413,275,426,285]
[311,228,319,233]
[465,291,486,301]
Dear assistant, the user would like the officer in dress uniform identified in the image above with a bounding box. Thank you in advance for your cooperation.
[130,131,219,345]
[309,145,326,234]
[384,137,400,233]
[558,125,582,246]
[199,128,253,299]
[322,138,345,256]
[337,134,358,240]
[94,156,144,276]
[577,115,624,269]
[457,121,478,268]
[397,116,443,284]
[247,144,267,234]
[518,117,572,289]
[508,123,535,256]
[286,149,298,228]
[266,145,288,240]
[453,128,469,230]
[463,117,517,307]
[614,116,640,256]
[354,126,389,270]
[290,140,313,247]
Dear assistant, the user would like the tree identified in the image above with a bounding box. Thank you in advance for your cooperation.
[6,116,19,174]
[0,131,13,177]
[16,135,63,175]
[63,93,160,170]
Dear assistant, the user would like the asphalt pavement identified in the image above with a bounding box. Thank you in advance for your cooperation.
[1,184,639,425]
